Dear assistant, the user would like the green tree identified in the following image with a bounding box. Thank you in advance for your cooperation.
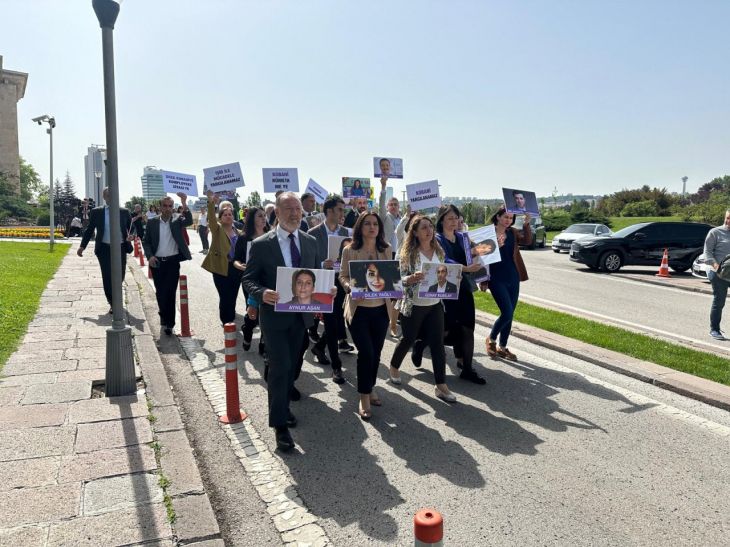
[19,156,44,201]
[246,191,262,208]
[620,200,660,217]
[125,195,148,211]
[61,171,76,201]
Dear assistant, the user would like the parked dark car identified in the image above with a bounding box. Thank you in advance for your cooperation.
[569,221,712,273]
[516,215,546,250]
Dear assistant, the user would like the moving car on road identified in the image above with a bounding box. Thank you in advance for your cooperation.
[552,223,612,253]
[517,215,546,250]
[569,221,712,273]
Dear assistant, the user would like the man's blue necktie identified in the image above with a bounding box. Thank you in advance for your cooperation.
[289,233,301,268]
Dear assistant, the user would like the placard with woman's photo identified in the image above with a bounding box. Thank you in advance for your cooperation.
[327,235,352,271]
[342,177,371,200]
[349,260,403,299]
[274,267,336,313]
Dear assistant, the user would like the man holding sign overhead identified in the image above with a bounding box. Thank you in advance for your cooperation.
[243,191,330,451]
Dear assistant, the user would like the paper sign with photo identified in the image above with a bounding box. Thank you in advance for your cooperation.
[349,260,403,299]
[304,178,328,204]
[373,157,403,179]
[418,262,461,300]
[274,267,335,313]
[406,180,441,211]
[326,235,352,271]
[262,168,299,193]
[342,177,371,200]
[161,170,198,196]
[465,225,500,284]
[203,162,244,193]
[502,188,540,216]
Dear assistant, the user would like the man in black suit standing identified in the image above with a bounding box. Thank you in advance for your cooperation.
[142,193,193,335]
[428,265,458,295]
[344,197,367,229]
[78,187,133,313]
[243,192,333,451]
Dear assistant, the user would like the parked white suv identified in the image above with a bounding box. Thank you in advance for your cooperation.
[552,223,612,253]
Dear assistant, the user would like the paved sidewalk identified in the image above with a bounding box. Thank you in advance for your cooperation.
[0,241,222,547]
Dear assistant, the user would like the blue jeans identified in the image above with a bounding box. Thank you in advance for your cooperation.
[489,279,520,347]
[708,270,729,331]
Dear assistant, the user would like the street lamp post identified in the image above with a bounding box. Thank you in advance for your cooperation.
[93,0,135,397]
[94,170,102,205]
[32,115,56,251]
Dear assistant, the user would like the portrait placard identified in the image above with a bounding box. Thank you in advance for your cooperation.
[406,180,441,211]
[465,225,501,267]
[502,188,540,216]
[203,162,244,193]
[373,157,403,179]
[263,168,299,193]
[161,170,198,196]
[326,235,352,272]
[304,178,328,204]
[349,260,403,299]
[274,267,335,313]
[418,262,461,300]
[342,177,371,200]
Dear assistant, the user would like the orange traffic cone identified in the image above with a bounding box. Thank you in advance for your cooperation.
[655,249,671,278]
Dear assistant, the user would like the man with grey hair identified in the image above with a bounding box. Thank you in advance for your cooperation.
[703,209,730,340]
[78,187,134,313]
[243,191,334,451]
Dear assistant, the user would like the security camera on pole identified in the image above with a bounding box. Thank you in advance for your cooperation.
[92,0,136,397]
[32,115,56,252]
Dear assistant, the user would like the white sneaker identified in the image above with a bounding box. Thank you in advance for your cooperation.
[435,386,457,403]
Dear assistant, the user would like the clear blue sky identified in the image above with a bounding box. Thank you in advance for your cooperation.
[4,0,729,204]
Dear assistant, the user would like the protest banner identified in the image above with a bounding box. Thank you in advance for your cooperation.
[161,170,198,196]
[349,260,403,299]
[342,177,371,200]
[305,178,328,204]
[503,188,540,216]
[263,168,299,193]
[203,162,244,193]
[327,235,352,272]
[418,262,461,300]
[274,267,335,313]
[373,157,403,179]
[406,180,441,211]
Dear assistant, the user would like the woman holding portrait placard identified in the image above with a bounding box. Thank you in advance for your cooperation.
[339,212,394,420]
[391,215,456,402]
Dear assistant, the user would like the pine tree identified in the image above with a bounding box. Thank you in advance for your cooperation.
[62,171,76,201]
[53,179,62,201]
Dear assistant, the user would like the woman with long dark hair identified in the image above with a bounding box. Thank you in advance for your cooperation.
[351,261,400,293]
[233,206,269,351]
[391,215,456,402]
[485,205,531,360]
[339,211,394,419]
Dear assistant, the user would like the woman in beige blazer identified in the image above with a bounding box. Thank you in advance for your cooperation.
[339,212,395,420]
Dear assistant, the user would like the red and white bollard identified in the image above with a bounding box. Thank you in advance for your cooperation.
[139,243,145,267]
[220,323,246,424]
[178,275,193,337]
[133,239,139,258]
[414,509,443,546]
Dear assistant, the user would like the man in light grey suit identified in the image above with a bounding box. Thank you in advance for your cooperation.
[243,192,331,451]
[307,195,350,382]
[378,177,401,258]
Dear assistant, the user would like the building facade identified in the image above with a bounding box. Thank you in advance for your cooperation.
[141,166,165,202]
[0,56,29,194]
[84,145,107,205]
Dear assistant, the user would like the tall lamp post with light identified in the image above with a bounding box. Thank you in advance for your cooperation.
[32,114,56,251]
[92,0,135,396]
[94,170,102,204]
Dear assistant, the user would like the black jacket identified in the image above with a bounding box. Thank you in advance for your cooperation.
[80,206,133,254]
[142,210,193,261]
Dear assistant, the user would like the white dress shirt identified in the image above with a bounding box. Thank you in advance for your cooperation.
[436,282,447,293]
[156,217,179,258]
[276,225,300,268]
[198,211,207,227]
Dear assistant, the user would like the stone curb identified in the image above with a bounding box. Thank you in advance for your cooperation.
[611,271,715,296]
[124,269,224,545]
[475,310,730,412]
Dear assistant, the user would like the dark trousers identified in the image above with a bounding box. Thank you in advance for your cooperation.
[264,329,308,383]
[349,305,389,394]
[150,255,181,328]
[489,279,520,347]
[198,225,209,250]
[263,320,306,427]
[709,270,729,331]
[212,262,242,326]
[96,243,128,306]
[391,304,446,384]
[313,279,347,369]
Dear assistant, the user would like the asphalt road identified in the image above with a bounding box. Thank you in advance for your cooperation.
[520,248,730,356]
[154,232,730,546]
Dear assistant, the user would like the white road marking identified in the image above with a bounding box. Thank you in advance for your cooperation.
[520,292,730,354]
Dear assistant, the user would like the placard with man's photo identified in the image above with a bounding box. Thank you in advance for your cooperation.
[418,262,462,300]
[373,157,403,179]
[327,235,352,271]
[502,188,540,216]
[349,260,403,299]
[274,267,336,313]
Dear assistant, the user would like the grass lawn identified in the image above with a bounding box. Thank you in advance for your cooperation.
[0,242,70,373]
[474,292,730,386]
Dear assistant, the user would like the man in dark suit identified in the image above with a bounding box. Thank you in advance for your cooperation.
[77,187,133,313]
[243,192,333,451]
[428,265,458,294]
[142,193,193,335]
[307,195,352,382]
[344,197,367,229]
